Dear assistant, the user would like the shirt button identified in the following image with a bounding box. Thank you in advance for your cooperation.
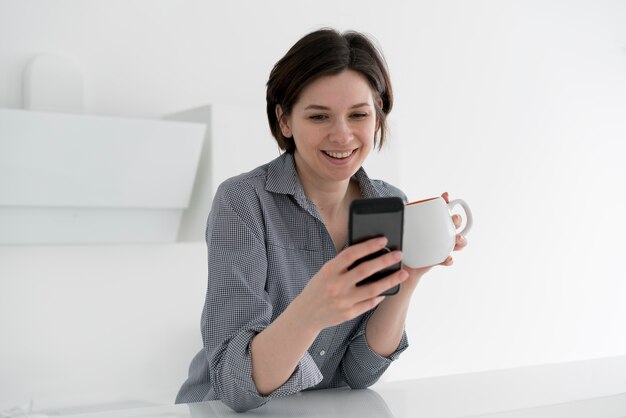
[319,350,326,356]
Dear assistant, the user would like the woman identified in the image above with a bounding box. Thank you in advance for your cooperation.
[176,28,467,412]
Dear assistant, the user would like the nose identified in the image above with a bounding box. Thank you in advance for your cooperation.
[328,118,353,144]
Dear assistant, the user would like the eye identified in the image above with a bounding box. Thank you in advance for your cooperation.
[309,114,329,121]
[351,112,369,120]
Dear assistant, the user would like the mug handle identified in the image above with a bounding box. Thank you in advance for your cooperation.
[447,199,473,235]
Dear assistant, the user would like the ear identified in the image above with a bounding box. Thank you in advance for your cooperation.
[375,97,384,131]
[275,105,292,138]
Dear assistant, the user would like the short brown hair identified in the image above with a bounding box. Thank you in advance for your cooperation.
[266,28,394,153]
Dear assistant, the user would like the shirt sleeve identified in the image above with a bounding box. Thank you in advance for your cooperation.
[340,310,409,389]
[202,181,323,412]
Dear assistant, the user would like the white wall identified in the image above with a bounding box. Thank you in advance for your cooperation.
[0,243,208,412]
[391,0,626,379]
[1,0,626,410]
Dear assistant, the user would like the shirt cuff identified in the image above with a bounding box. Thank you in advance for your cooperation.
[350,326,409,370]
[225,329,324,402]
[348,310,409,371]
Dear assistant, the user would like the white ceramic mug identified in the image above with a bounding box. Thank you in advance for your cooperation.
[403,197,473,268]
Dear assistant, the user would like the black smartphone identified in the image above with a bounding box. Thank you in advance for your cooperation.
[348,197,404,296]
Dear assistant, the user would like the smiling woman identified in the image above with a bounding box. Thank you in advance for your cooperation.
[175,28,467,413]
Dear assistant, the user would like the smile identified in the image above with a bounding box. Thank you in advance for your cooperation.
[323,150,355,159]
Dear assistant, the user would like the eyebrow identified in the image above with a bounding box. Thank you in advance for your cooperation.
[303,103,371,111]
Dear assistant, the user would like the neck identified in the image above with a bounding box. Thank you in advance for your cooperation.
[307,181,355,218]
[294,156,359,219]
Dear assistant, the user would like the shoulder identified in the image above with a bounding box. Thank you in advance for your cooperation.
[211,160,273,226]
[354,167,408,202]
[373,180,408,202]
[217,162,270,199]
[367,178,408,203]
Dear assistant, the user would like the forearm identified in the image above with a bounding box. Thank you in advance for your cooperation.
[250,299,321,395]
[365,276,420,357]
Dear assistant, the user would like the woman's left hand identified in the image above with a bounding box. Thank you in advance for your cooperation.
[401,192,468,285]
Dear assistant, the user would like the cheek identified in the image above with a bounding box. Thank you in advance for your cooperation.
[294,124,324,141]
[359,122,378,141]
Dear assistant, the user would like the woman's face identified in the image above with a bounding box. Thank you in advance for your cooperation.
[278,70,379,187]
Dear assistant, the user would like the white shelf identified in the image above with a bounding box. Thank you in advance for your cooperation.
[0,108,206,244]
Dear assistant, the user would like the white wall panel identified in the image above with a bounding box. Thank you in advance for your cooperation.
[0,109,205,243]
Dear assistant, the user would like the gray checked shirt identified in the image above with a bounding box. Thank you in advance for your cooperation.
[176,152,409,412]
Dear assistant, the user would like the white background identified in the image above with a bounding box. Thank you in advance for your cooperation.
[1,0,626,410]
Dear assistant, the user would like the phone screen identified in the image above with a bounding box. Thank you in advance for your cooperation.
[349,197,404,295]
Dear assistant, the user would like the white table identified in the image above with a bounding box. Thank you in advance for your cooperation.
[52,356,626,417]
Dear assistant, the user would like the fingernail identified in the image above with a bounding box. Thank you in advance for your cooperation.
[393,251,403,261]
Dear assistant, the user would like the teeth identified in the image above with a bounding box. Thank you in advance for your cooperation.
[325,150,353,159]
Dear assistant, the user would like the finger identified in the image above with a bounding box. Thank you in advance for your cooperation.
[347,250,403,286]
[452,214,462,228]
[351,295,387,317]
[454,235,467,251]
[440,255,454,266]
[354,269,409,301]
[338,236,389,269]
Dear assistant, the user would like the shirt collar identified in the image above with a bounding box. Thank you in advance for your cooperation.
[352,166,380,199]
[266,152,302,195]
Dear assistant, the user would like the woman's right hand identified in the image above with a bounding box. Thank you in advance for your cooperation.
[291,236,409,332]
